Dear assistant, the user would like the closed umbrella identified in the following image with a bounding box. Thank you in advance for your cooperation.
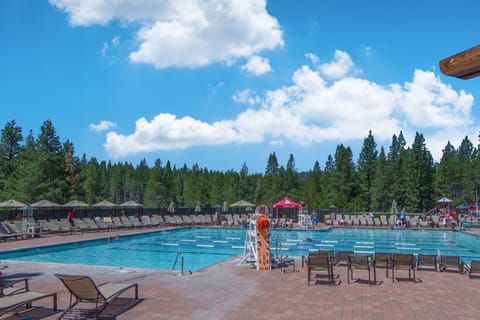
[168,201,176,213]
[195,201,202,213]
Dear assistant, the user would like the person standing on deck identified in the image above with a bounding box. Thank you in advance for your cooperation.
[67,209,75,226]
[400,208,406,226]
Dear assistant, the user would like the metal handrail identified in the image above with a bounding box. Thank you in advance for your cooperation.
[172,252,184,275]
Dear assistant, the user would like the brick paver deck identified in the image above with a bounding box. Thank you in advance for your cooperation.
[1,227,480,319]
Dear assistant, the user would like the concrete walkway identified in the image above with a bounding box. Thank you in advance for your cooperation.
[1,228,480,319]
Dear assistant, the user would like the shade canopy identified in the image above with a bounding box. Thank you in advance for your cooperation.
[62,200,89,207]
[92,200,116,207]
[437,197,453,203]
[230,200,255,207]
[272,197,302,209]
[119,200,142,207]
[0,199,26,208]
[31,199,60,208]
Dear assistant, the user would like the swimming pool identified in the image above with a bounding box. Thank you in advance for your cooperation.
[1,228,480,271]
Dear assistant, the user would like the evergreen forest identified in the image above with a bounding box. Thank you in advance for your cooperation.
[1,119,480,213]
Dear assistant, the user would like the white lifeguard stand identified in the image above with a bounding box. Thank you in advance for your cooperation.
[242,205,271,269]
[297,208,313,229]
[21,205,38,238]
[242,214,258,265]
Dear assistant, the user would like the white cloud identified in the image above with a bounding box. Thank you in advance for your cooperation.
[101,51,475,163]
[232,89,262,105]
[101,42,108,57]
[241,55,272,75]
[112,36,120,46]
[318,50,358,79]
[50,0,284,69]
[101,36,120,58]
[105,114,239,156]
[305,52,319,65]
[89,120,117,132]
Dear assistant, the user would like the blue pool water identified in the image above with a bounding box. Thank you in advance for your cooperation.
[1,228,480,272]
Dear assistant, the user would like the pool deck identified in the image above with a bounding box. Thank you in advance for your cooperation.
[1,226,480,320]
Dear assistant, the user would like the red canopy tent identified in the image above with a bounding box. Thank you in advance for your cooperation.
[272,197,302,221]
[272,197,302,209]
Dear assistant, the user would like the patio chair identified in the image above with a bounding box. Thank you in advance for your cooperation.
[416,254,438,271]
[307,255,335,286]
[335,250,354,266]
[389,253,416,283]
[439,255,463,273]
[463,260,480,278]
[374,252,392,276]
[55,274,138,319]
[0,290,57,317]
[347,255,376,285]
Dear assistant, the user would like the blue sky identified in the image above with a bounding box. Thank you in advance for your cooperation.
[1,0,479,173]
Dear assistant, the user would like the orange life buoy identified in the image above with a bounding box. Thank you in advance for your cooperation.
[257,215,269,230]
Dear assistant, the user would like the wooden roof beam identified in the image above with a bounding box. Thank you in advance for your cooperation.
[440,45,480,79]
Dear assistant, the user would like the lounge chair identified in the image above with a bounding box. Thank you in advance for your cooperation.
[0,290,57,317]
[389,253,416,283]
[439,255,463,273]
[72,218,90,232]
[347,255,376,285]
[0,222,24,241]
[55,274,138,319]
[307,255,335,286]
[417,254,438,271]
[1,278,29,296]
[463,260,480,278]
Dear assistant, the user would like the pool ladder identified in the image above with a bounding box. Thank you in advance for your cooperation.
[172,252,185,276]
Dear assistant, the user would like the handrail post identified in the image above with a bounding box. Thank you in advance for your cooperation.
[172,252,185,276]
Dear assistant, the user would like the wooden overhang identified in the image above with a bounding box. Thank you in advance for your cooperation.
[440,45,480,79]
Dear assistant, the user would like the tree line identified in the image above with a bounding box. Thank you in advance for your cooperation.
[1,119,479,212]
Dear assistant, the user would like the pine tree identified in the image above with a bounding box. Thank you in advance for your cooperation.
[410,132,434,211]
[0,120,23,198]
[371,147,391,211]
[357,130,378,210]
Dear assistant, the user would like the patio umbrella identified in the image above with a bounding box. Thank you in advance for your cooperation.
[119,200,142,207]
[437,197,453,203]
[62,200,90,208]
[92,200,116,207]
[230,200,255,208]
[31,199,60,208]
[0,199,26,208]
